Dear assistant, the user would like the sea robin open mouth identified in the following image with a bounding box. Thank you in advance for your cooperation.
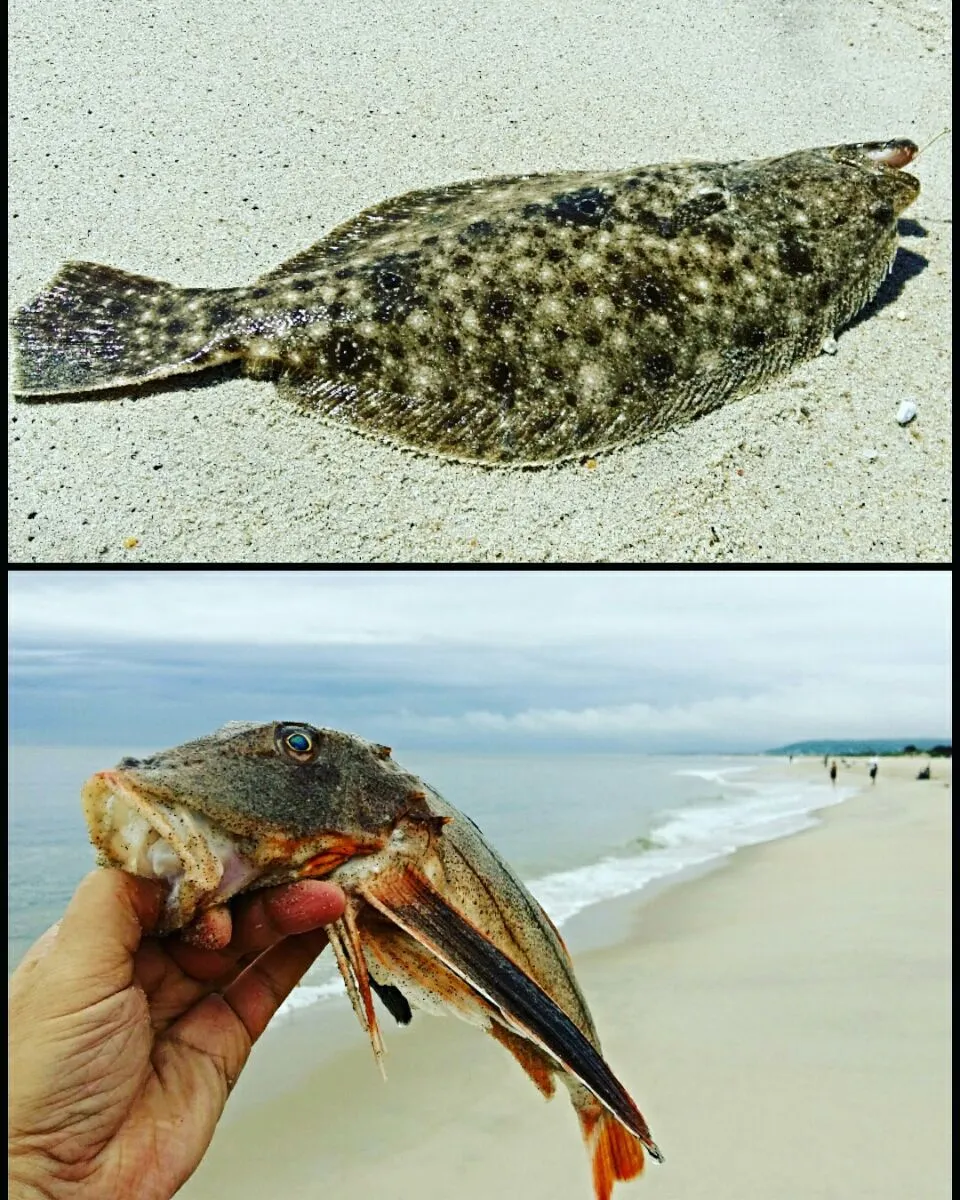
[81,770,262,931]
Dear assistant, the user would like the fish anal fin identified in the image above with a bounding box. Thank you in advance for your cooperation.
[276,374,483,462]
[577,1103,648,1200]
[487,1021,557,1100]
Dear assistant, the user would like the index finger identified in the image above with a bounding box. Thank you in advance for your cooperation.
[165,881,346,982]
[232,879,347,950]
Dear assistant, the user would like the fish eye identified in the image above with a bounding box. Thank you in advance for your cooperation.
[275,724,319,762]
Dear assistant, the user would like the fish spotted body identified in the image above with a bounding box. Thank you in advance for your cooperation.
[14,139,919,464]
[81,721,661,1199]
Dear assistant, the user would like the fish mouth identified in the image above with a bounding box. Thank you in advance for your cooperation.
[829,138,921,215]
[864,139,921,213]
[862,138,918,171]
[81,770,262,931]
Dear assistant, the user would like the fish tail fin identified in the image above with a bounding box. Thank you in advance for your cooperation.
[577,1102,656,1200]
[12,262,245,396]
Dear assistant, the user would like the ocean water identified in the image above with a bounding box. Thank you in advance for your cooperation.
[8,745,857,1012]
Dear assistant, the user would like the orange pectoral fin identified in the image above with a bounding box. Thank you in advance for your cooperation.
[297,833,385,878]
[487,1020,557,1100]
[359,865,661,1162]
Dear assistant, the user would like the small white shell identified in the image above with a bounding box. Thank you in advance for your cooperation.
[896,400,918,426]
[820,336,839,355]
[862,448,879,462]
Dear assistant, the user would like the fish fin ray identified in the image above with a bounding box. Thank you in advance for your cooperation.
[328,911,387,1077]
[257,173,562,282]
[276,374,480,461]
[577,1104,650,1200]
[12,263,242,396]
[487,1021,557,1099]
[359,865,658,1153]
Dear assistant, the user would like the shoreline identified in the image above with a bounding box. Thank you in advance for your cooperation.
[180,754,950,1199]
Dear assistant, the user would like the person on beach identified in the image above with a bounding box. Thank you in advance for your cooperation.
[868,756,879,785]
[8,869,347,1200]
[829,760,838,786]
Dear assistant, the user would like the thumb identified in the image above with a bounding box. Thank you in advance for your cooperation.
[16,869,163,1017]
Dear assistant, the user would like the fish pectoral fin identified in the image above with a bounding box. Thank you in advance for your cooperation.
[358,865,660,1160]
[487,1021,557,1100]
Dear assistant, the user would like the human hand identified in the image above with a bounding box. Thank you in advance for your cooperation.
[8,869,346,1200]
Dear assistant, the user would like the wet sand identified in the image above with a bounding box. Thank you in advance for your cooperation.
[179,755,951,1199]
[8,0,951,563]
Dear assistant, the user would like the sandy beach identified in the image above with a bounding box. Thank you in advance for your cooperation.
[8,0,951,564]
[175,754,950,1200]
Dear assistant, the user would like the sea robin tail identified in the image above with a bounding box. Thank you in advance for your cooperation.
[577,1100,658,1200]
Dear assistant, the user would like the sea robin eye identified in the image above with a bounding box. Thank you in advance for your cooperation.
[275,724,318,759]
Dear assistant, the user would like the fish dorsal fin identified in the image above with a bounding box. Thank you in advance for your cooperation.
[255,171,580,282]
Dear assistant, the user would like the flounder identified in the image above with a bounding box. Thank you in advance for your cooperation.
[81,721,662,1200]
[14,139,919,464]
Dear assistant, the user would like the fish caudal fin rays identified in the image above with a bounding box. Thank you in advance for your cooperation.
[358,865,661,1164]
[577,1103,651,1200]
[11,262,243,397]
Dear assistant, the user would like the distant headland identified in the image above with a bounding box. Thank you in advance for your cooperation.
[765,739,952,758]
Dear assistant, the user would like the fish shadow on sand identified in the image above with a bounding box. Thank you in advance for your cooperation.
[841,237,928,335]
[897,218,928,238]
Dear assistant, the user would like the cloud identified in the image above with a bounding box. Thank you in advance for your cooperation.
[7,570,951,750]
[398,670,947,743]
[7,569,949,659]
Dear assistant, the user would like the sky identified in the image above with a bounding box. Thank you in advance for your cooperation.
[7,570,951,753]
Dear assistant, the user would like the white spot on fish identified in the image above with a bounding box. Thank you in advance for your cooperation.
[577,362,605,392]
